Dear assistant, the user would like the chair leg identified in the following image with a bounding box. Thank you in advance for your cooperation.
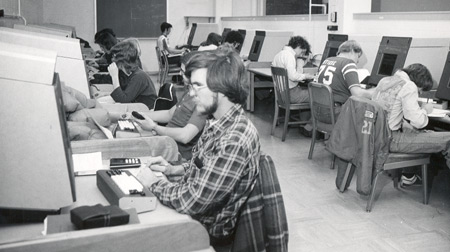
[366,170,383,212]
[282,109,290,141]
[331,155,336,170]
[271,106,279,136]
[422,164,429,205]
[339,162,353,193]
[308,129,316,160]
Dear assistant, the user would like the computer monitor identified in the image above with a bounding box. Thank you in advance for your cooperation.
[0,42,76,222]
[187,23,219,48]
[239,29,256,59]
[248,30,293,62]
[368,36,412,86]
[41,23,77,38]
[320,34,348,65]
[435,51,450,101]
[0,27,91,98]
[222,28,231,41]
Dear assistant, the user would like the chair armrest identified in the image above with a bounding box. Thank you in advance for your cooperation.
[71,136,179,161]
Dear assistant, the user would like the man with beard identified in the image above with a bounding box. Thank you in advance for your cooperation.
[134,49,261,248]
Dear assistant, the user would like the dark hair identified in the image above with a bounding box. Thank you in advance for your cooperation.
[110,40,140,73]
[160,22,173,33]
[337,40,362,56]
[205,32,222,46]
[95,28,116,42]
[185,50,249,105]
[402,63,433,91]
[95,32,118,51]
[288,36,311,56]
[224,30,244,45]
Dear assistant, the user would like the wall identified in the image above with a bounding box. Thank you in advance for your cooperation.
[42,0,95,45]
[374,0,450,12]
[221,15,329,57]
[0,0,43,25]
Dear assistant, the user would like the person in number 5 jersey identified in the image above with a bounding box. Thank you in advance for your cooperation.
[317,40,374,114]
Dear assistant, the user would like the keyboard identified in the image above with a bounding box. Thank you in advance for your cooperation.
[117,119,136,131]
[97,170,156,213]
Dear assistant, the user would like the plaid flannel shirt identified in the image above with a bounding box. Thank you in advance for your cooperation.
[151,104,261,238]
[230,153,289,252]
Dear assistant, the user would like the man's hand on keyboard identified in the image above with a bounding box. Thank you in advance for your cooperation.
[146,156,170,173]
[135,166,162,188]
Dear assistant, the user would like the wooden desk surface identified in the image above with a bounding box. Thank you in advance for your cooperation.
[0,158,212,252]
[248,67,272,77]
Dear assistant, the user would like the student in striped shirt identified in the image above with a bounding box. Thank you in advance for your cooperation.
[317,40,374,108]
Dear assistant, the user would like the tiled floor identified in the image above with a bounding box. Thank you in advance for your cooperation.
[246,94,450,252]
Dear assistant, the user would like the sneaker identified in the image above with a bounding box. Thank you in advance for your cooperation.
[400,174,422,187]
[299,127,313,138]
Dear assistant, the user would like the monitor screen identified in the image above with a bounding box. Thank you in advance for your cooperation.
[378,53,397,76]
[320,36,348,66]
[435,51,450,101]
[328,47,339,58]
[369,36,411,86]
[252,40,261,54]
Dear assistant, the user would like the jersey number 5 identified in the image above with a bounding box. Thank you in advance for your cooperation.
[318,65,336,85]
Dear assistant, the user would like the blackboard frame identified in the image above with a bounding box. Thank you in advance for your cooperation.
[96,0,166,38]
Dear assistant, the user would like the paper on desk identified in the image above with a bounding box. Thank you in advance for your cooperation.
[72,152,103,176]
[428,108,450,118]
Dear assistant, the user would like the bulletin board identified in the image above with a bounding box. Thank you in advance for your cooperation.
[96,0,166,38]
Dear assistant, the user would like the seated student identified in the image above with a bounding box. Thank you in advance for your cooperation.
[130,62,207,160]
[157,22,188,66]
[272,36,315,135]
[135,49,262,249]
[198,32,222,51]
[222,30,244,52]
[372,63,450,185]
[106,40,157,110]
[272,36,315,104]
[92,28,118,67]
[317,40,374,113]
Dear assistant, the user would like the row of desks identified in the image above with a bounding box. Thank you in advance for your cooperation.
[0,157,213,252]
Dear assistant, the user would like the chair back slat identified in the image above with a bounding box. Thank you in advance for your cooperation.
[155,46,170,84]
[308,82,336,125]
[271,66,291,107]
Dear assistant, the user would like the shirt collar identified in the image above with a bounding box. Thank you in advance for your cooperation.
[205,104,243,136]
[395,70,411,82]
[283,46,296,57]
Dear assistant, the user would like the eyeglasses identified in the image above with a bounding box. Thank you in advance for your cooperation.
[187,83,208,93]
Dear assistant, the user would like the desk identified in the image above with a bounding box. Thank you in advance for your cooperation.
[0,160,212,252]
[247,62,273,112]
[246,63,318,112]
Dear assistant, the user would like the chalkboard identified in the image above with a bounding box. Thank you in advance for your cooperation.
[266,0,326,15]
[97,0,166,38]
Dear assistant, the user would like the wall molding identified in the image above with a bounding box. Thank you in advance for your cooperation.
[353,11,450,20]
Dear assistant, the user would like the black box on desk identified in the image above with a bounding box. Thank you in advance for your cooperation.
[70,204,129,230]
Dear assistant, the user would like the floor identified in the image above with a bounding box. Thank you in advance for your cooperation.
[155,75,450,252]
[247,94,450,252]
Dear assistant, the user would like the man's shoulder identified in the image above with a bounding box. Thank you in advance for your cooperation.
[130,69,152,82]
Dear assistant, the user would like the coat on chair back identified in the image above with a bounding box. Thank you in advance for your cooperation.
[326,96,391,195]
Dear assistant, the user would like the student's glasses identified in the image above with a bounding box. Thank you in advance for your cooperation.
[187,83,208,93]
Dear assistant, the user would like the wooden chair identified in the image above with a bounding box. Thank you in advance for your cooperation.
[155,47,181,85]
[308,82,337,169]
[270,66,310,141]
[334,97,431,212]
